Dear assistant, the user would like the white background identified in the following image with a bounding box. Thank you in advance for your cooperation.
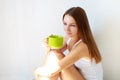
[0,0,120,80]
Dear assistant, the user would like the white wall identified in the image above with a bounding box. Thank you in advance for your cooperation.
[0,0,120,80]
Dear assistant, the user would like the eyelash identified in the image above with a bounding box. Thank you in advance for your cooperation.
[70,25,75,27]
[63,22,67,25]
[63,23,75,27]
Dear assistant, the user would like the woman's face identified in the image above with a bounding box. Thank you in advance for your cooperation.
[63,14,79,37]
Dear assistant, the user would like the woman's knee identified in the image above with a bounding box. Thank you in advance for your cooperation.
[50,50,65,60]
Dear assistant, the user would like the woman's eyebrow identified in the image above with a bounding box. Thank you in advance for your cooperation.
[70,23,76,25]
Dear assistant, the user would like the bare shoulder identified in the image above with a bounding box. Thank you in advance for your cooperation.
[78,42,88,50]
[72,41,90,58]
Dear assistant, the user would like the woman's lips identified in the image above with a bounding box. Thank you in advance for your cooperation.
[66,32,72,35]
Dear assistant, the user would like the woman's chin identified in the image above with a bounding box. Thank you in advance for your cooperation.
[67,35,72,37]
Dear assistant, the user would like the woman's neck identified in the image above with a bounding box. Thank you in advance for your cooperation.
[71,35,81,45]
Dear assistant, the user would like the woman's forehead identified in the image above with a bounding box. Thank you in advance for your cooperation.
[63,15,76,24]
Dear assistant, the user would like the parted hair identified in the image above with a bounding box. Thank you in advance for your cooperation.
[63,7,102,63]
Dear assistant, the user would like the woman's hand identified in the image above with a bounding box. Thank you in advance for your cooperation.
[34,67,51,77]
[34,66,58,78]
[41,37,51,53]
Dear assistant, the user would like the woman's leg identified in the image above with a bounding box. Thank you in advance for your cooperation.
[34,50,62,80]
[48,51,84,80]
[34,50,84,80]
[34,68,59,80]
[59,65,84,80]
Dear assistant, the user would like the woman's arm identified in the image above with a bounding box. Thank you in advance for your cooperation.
[38,37,88,78]
[59,42,89,70]
[48,42,89,77]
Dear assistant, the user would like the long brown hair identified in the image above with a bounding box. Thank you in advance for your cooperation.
[63,7,102,63]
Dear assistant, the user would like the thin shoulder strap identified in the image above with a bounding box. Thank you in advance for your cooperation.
[72,39,82,49]
[67,38,72,45]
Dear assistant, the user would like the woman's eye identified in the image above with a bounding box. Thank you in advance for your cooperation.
[70,25,75,27]
[63,22,67,25]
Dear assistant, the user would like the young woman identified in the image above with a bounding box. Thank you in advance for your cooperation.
[34,6,103,80]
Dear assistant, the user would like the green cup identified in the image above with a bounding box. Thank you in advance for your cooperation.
[48,35,63,49]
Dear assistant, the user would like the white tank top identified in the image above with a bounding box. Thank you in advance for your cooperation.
[67,38,103,80]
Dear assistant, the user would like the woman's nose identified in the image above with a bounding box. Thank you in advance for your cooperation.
[65,26,70,31]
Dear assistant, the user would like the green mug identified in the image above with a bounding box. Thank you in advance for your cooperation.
[48,35,63,49]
